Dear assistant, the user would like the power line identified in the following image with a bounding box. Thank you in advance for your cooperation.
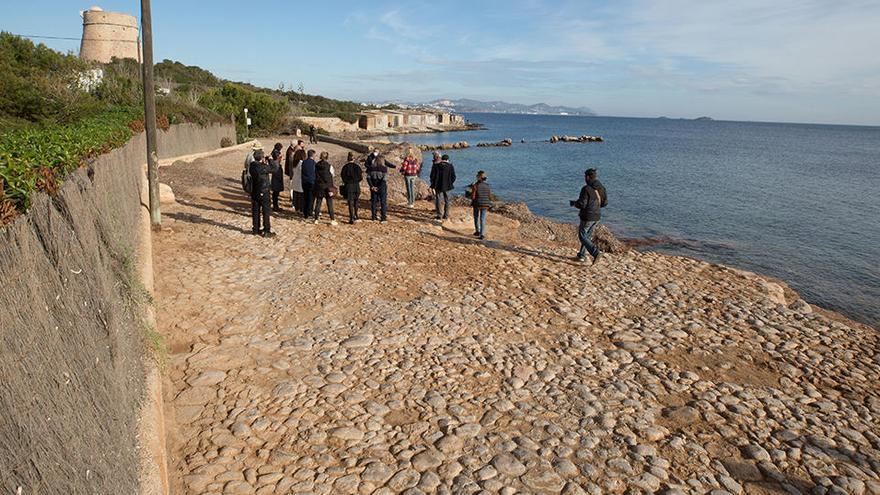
[10,33,138,43]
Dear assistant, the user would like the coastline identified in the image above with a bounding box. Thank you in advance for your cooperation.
[330,134,876,331]
[155,140,879,494]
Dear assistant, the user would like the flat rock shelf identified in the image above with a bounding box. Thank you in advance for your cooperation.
[154,138,880,495]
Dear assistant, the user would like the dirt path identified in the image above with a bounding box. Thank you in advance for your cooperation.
[153,139,880,495]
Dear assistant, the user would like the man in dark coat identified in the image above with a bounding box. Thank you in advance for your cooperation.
[248,150,278,237]
[570,168,607,264]
[309,125,318,144]
[340,152,363,224]
[366,155,395,222]
[300,150,317,218]
[430,154,456,219]
[270,148,285,212]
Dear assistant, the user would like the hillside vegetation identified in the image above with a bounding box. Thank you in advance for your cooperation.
[0,33,372,225]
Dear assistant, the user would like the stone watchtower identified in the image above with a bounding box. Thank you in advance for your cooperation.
[79,6,140,63]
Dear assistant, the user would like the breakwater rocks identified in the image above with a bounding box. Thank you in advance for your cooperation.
[550,135,604,143]
[418,141,470,151]
[477,139,513,148]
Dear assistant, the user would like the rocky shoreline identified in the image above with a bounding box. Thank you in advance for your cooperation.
[156,139,879,495]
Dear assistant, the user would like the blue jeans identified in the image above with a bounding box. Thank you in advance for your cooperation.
[473,207,487,236]
[578,220,600,259]
[404,176,417,205]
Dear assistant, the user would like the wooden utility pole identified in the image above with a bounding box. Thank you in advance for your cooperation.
[141,0,160,227]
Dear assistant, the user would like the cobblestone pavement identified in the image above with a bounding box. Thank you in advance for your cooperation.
[154,142,880,495]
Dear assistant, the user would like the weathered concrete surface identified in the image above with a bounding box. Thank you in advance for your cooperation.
[0,122,235,495]
[156,143,879,495]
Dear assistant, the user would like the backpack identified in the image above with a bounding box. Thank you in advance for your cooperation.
[241,168,253,194]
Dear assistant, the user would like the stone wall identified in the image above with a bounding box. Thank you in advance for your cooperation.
[0,122,233,494]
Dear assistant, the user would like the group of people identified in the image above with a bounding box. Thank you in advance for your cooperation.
[244,140,608,264]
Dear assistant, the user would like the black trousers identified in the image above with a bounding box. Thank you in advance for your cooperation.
[346,190,360,222]
[370,182,388,220]
[314,195,335,220]
[251,192,271,233]
[272,190,281,210]
[301,183,315,218]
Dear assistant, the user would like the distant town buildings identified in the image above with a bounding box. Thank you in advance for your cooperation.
[357,109,464,131]
[79,6,140,64]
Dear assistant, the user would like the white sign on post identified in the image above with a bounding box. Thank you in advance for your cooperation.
[246,118,252,126]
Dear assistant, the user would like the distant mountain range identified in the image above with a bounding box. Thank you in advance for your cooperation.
[423,99,596,116]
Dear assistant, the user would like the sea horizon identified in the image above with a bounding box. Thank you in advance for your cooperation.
[397,112,880,327]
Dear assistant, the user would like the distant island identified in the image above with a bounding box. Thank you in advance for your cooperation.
[369,98,596,117]
[658,116,714,121]
[427,99,596,116]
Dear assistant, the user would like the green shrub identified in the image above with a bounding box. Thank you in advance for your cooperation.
[0,32,100,124]
[0,107,140,211]
[199,83,286,142]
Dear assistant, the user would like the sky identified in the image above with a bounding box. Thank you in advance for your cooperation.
[2,0,879,125]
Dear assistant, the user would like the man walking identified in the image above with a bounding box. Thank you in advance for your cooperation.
[300,150,317,218]
[570,168,607,264]
[308,124,318,144]
[248,149,278,237]
[430,154,456,219]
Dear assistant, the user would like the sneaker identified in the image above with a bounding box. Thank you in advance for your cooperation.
[408,204,415,208]
[313,219,320,225]
[592,253,604,266]
[479,235,485,240]
[434,215,442,220]
[330,220,338,226]
[251,230,260,236]
[262,231,277,238]
[473,232,481,236]
[380,218,388,223]
[574,256,586,263]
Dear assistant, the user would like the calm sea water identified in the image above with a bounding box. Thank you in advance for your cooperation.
[394,113,880,327]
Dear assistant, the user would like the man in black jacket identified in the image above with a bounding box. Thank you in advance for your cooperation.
[570,168,607,263]
[430,154,456,219]
[341,152,363,224]
[249,150,279,237]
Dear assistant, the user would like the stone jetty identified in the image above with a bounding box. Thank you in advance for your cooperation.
[550,135,604,143]
[418,141,470,151]
[477,139,514,148]
[154,138,879,495]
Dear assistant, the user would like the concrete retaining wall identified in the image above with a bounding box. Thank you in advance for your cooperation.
[0,122,233,494]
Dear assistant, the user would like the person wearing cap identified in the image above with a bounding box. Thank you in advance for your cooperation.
[470,170,491,239]
[430,154,456,219]
[270,144,285,212]
[341,152,363,224]
[570,168,608,264]
[365,148,379,169]
[248,149,278,237]
[244,141,262,170]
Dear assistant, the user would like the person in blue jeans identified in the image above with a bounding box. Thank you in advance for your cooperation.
[570,168,607,264]
[470,171,491,239]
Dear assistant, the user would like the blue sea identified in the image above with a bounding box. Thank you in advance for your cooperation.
[394,113,880,327]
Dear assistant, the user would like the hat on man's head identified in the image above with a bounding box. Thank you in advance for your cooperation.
[251,141,263,151]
